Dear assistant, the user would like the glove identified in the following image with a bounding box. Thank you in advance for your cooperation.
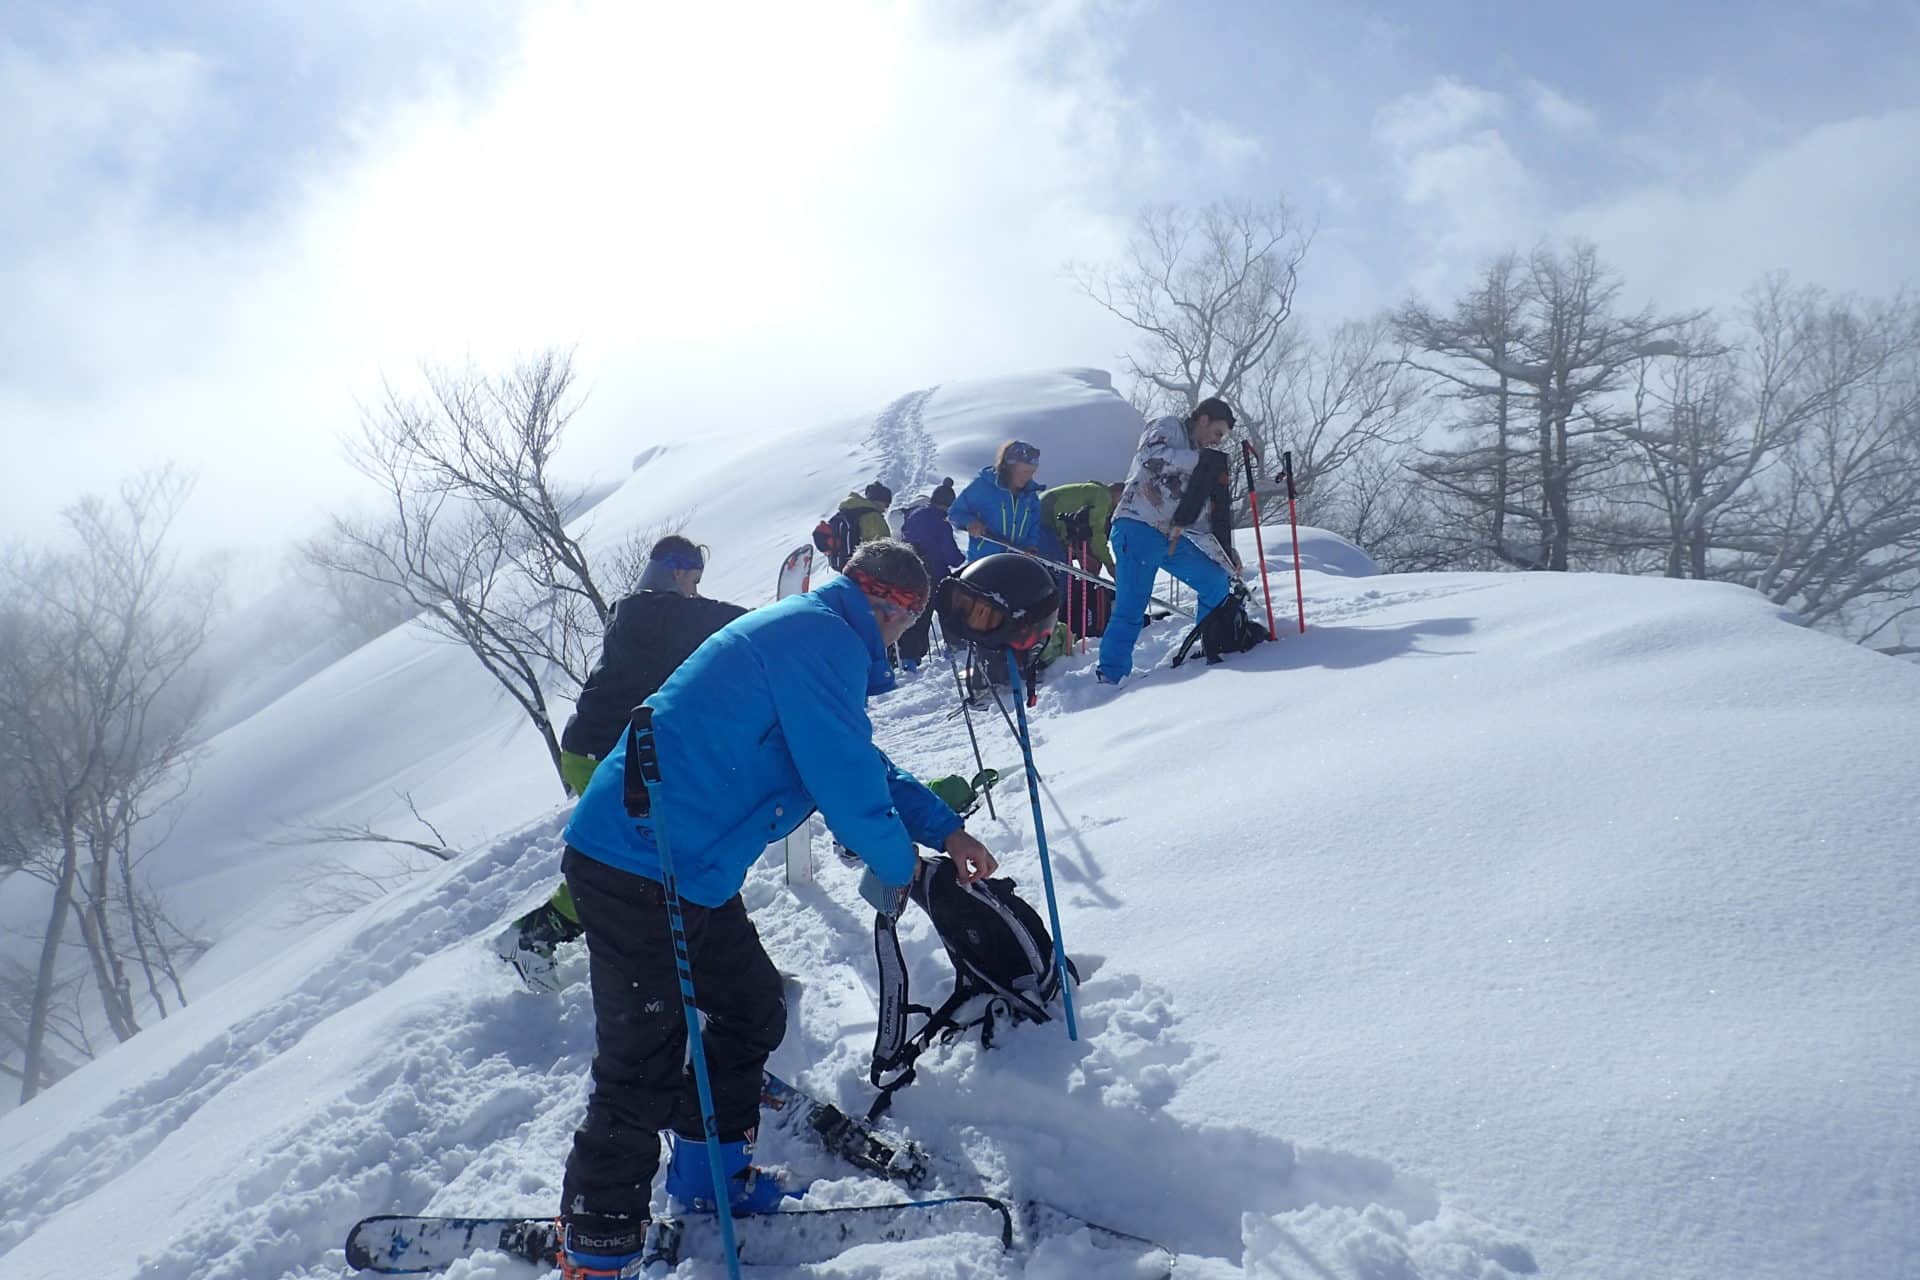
[858,864,916,921]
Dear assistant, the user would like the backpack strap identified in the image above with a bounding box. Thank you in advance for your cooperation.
[1170,622,1207,668]
[865,985,979,1123]
[870,913,928,1092]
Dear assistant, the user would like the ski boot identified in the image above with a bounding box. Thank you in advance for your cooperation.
[492,893,584,993]
[559,1211,646,1279]
[663,1130,810,1215]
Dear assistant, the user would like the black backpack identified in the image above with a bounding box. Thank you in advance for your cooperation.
[869,856,1077,1119]
[1172,578,1269,667]
[812,510,860,571]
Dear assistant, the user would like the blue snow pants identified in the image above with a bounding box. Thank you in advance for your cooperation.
[1097,517,1232,684]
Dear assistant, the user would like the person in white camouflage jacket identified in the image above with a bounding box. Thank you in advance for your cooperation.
[1097,397,1243,685]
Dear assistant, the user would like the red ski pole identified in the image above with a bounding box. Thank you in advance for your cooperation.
[1241,441,1279,637]
[1280,451,1306,633]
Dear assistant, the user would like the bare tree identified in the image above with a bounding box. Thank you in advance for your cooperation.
[306,351,615,789]
[1397,254,1539,568]
[1733,294,1920,640]
[1073,201,1309,417]
[0,963,91,1092]
[395,350,609,625]
[274,791,462,924]
[1244,316,1434,500]
[1617,278,1894,582]
[1401,242,1703,571]
[1236,314,1437,566]
[0,467,214,1100]
[286,541,420,648]
[306,487,573,781]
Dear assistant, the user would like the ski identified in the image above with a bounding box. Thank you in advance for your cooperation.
[345,1214,555,1273]
[761,1070,932,1187]
[760,1072,1176,1275]
[344,1198,1011,1274]
[774,543,817,887]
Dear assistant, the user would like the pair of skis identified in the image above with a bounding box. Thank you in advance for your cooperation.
[344,1072,1173,1274]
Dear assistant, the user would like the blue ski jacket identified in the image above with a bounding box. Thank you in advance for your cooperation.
[947,466,1047,561]
[564,576,962,906]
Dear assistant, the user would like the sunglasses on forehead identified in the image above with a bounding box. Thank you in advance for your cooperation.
[1003,442,1041,466]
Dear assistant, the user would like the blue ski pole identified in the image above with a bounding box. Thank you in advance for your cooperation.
[1003,661,1078,1040]
[624,708,742,1280]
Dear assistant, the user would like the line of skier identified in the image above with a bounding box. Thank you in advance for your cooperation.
[498,395,1259,1277]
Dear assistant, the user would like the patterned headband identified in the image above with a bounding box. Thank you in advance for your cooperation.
[846,568,927,614]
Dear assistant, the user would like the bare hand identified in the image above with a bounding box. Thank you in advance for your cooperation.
[1166,524,1184,556]
[1229,548,1244,573]
[944,830,998,885]
[968,519,987,538]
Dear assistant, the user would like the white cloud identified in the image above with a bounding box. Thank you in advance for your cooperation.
[1179,109,1266,173]
[1526,79,1596,135]
[1372,76,1504,155]
[1560,108,1920,310]
[0,2,1258,550]
[1372,77,1539,293]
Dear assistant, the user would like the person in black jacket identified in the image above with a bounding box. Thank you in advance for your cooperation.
[495,535,747,991]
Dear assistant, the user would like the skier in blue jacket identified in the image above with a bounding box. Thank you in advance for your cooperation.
[947,440,1047,561]
[557,540,1000,1276]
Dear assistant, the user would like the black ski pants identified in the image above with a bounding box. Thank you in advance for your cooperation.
[559,846,785,1218]
[897,559,950,665]
[898,603,936,664]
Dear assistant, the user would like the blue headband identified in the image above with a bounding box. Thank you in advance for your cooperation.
[651,551,704,571]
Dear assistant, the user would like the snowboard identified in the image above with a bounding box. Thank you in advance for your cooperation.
[345,1196,1011,1274]
[775,544,817,887]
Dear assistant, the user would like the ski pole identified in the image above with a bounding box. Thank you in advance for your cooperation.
[624,709,743,1280]
[976,648,1030,764]
[1003,660,1077,1041]
[1014,547,1192,621]
[935,619,996,820]
[1069,543,1081,650]
[1242,442,1279,637]
[1280,452,1306,634]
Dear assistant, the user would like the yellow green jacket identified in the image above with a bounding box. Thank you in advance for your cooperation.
[1041,482,1116,571]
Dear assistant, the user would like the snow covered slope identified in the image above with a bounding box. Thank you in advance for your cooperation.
[0,370,1144,995]
[1,371,1915,1280]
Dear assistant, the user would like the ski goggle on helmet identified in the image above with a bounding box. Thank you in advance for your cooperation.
[934,553,1059,651]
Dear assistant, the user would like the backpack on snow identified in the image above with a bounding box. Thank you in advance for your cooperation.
[868,855,1078,1119]
[812,510,860,571]
[1172,578,1269,668]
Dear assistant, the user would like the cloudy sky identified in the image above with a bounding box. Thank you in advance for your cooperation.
[3,0,1916,553]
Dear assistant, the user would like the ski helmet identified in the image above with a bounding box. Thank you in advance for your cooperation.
[934,553,1058,651]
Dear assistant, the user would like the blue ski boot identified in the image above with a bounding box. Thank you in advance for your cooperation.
[663,1130,809,1215]
[559,1211,646,1279]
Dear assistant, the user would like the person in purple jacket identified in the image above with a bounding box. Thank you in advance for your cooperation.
[894,477,966,671]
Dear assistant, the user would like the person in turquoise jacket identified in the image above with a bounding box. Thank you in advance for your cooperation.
[947,439,1047,561]
[556,540,1000,1275]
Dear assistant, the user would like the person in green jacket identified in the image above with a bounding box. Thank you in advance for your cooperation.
[1042,481,1122,639]
[823,481,893,569]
